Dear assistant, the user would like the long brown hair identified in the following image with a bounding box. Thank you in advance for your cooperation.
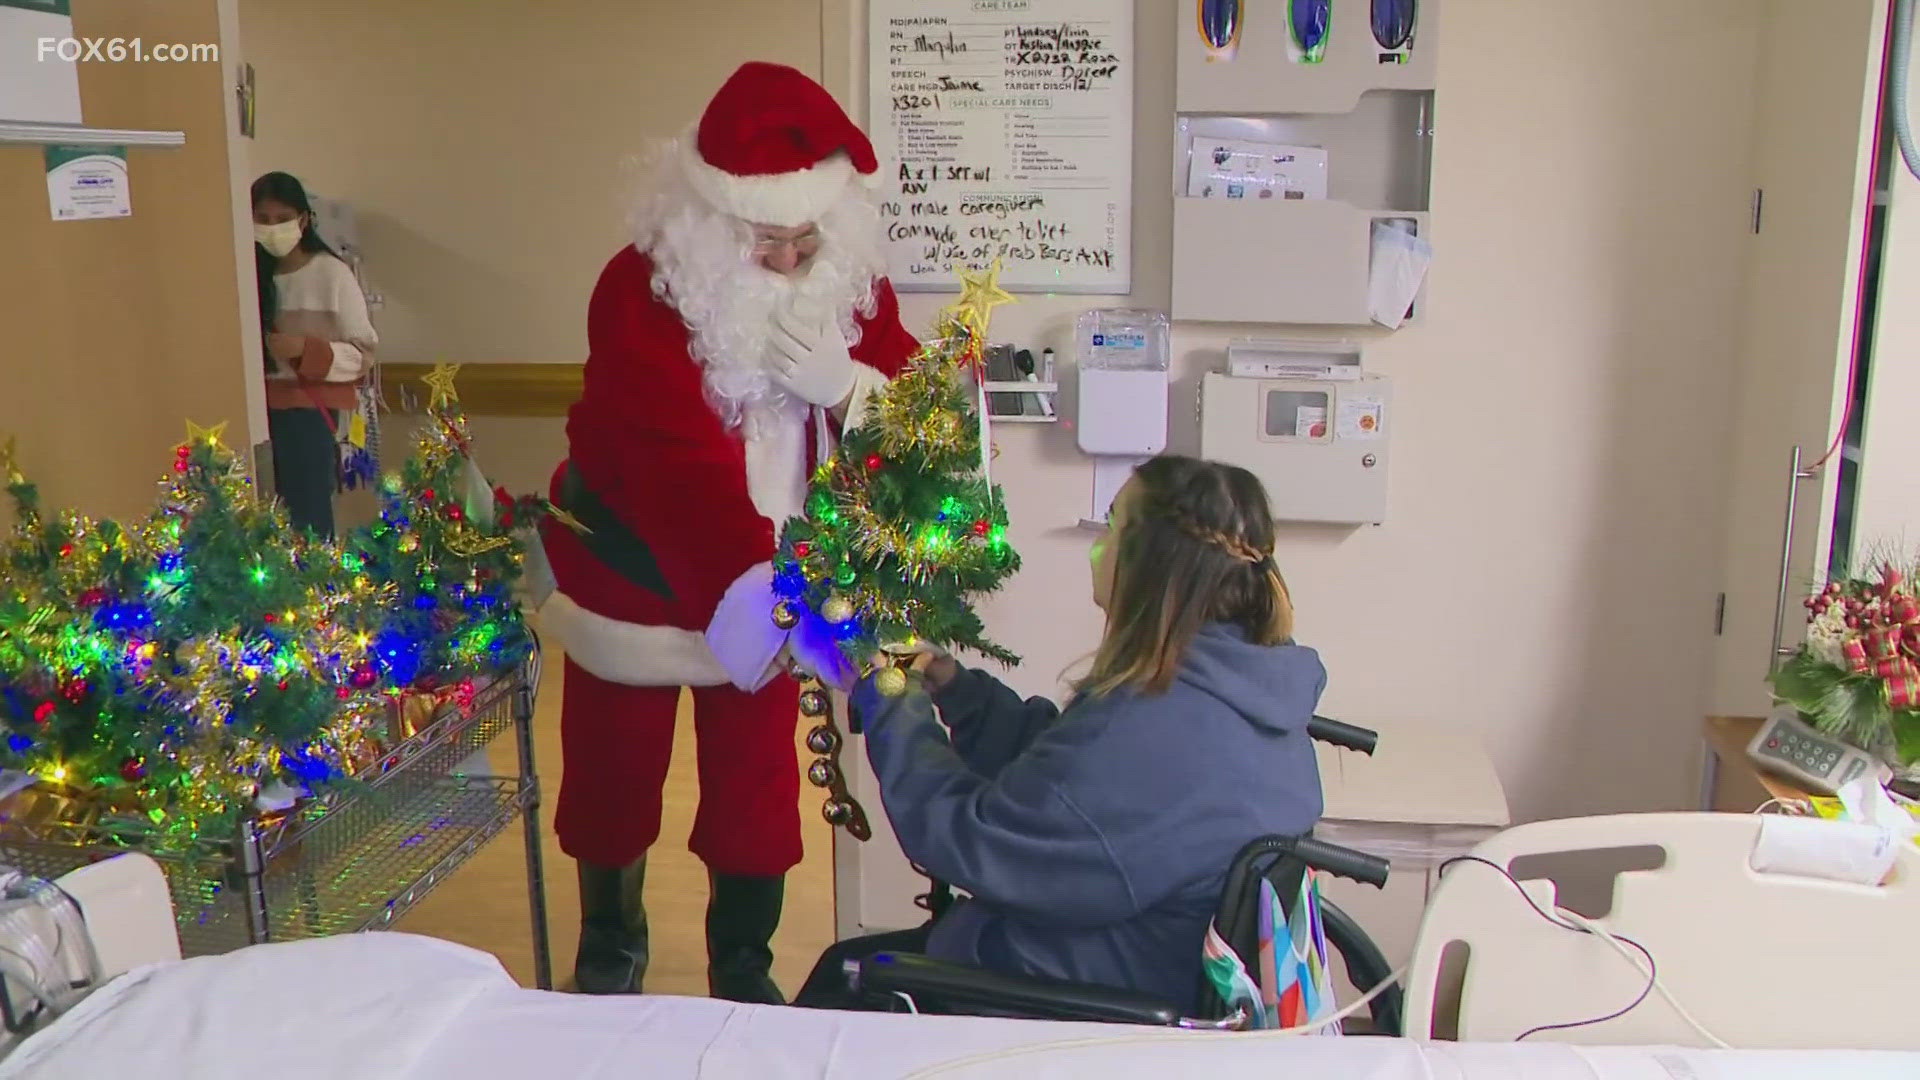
[1077,456,1294,698]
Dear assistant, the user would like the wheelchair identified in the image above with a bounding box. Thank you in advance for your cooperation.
[836,715,1404,1034]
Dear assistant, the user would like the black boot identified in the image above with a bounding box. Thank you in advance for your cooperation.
[573,858,648,995]
[706,872,786,1004]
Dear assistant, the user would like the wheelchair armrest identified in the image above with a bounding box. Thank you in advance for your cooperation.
[852,952,1185,1027]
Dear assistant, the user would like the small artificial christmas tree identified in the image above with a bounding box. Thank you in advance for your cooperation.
[0,439,167,803]
[139,422,391,821]
[0,426,390,844]
[346,364,551,703]
[771,266,1023,666]
[769,265,1024,838]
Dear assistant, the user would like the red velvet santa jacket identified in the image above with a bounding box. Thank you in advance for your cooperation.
[539,245,919,686]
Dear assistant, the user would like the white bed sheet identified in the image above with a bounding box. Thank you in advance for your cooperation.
[7,934,1918,1080]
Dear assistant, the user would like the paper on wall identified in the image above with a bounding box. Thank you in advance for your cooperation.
[1294,405,1328,439]
[45,144,131,221]
[1368,219,1431,328]
[1187,137,1328,201]
[1336,397,1383,441]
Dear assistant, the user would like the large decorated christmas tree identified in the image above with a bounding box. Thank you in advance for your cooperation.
[771,265,1024,837]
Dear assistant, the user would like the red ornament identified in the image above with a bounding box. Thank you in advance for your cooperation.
[335,686,352,701]
[32,702,54,725]
[350,663,378,690]
[262,612,278,624]
[795,542,812,558]
[58,543,73,558]
[422,488,437,502]
[445,503,465,522]
[277,679,290,691]
[173,460,188,473]
[176,444,191,459]
[120,757,146,782]
[60,679,88,704]
[865,454,884,471]
[77,587,107,607]
[972,519,991,537]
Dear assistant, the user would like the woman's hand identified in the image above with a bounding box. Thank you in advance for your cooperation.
[903,642,959,690]
[265,332,306,363]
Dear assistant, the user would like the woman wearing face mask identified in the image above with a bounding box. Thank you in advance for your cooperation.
[252,171,376,538]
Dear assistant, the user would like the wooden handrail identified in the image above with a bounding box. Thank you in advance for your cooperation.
[382,362,581,418]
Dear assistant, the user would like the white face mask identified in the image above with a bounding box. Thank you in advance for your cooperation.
[255,219,304,258]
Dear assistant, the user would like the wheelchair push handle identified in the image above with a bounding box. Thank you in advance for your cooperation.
[1307,715,1377,755]
[1292,836,1391,888]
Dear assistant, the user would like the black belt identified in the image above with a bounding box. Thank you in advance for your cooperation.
[557,463,674,600]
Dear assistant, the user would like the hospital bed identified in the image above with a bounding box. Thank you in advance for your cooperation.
[3,811,1917,1078]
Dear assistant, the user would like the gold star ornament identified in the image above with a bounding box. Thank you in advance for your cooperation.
[422,363,463,410]
[944,260,1015,335]
[1,436,22,486]
[185,419,229,446]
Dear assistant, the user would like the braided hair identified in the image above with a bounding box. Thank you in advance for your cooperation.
[1078,455,1294,698]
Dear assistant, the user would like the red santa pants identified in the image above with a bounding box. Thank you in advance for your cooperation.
[553,658,803,876]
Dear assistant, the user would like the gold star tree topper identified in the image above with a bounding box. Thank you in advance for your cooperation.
[944,260,1015,336]
[422,363,463,410]
[185,419,229,446]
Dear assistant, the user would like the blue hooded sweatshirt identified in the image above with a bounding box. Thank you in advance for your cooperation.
[851,623,1326,1014]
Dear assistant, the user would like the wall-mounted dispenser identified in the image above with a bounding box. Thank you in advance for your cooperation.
[1076,309,1171,526]
[1200,339,1392,525]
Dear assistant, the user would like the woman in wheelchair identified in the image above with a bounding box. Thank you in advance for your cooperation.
[794,455,1325,1013]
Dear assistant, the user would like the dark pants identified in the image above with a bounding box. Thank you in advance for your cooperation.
[792,925,933,1011]
[269,407,336,538]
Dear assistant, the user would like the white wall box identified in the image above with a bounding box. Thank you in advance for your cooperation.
[1200,339,1392,526]
[1171,0,1436,327]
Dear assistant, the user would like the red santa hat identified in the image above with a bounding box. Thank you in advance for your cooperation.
[679,62,881,230]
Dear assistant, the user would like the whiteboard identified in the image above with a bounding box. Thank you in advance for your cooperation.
[868,0,1133,294]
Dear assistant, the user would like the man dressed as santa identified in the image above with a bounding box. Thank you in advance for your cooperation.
[537,62,918,1002]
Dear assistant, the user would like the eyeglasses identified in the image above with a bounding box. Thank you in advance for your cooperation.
[751,227,821,255]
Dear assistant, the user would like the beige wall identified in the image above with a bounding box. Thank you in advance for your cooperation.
[237,0,823,365]
[834,0,1762,825]
[245,0,1773,829]
[1,0,252,524]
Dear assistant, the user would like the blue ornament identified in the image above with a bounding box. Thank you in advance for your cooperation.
[6,734,30,754]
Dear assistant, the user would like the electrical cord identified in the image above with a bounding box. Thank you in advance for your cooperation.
[1435,857,1730,1049]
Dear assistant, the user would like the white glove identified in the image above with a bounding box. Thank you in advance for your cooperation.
[768,312,857,409]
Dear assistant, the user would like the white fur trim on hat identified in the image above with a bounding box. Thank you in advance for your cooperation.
[678,134,861,229]
[535,590,729,687]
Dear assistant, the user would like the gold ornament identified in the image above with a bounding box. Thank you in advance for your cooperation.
[400,534,420,553]
[821,595,855,624]
[771,602,800,630]
[875,666,909,697]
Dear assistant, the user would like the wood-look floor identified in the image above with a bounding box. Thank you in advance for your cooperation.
[394,652,837,997]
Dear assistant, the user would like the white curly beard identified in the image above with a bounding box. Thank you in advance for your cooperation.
[627,139,887,439]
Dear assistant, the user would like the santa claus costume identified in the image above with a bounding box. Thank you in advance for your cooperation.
[537,62,918,1002]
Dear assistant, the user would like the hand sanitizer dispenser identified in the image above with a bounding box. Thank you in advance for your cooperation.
[1075,309,1170,524]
